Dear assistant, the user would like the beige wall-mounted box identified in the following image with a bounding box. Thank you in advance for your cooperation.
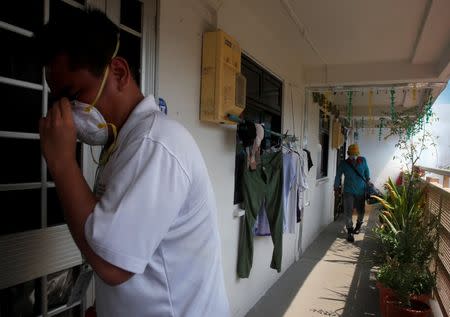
[200,30,246,124]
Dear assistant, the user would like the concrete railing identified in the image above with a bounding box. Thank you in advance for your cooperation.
[419,165,450,190]
[421,166,450,317]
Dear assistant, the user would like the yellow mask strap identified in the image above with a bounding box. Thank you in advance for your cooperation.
[90,145,100,165]
[91,67,109,108]
[90,35,121,108]
[90,123,118,166]
[99,124,118,165]
[88,35,121,165]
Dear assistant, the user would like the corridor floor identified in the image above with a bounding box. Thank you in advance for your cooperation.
[246,206,380,317]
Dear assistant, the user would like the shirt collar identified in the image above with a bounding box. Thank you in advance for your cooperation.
[116,95,160,143]
[347,156,362,165]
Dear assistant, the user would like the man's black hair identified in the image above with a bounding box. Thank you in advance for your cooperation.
[35,9,121,77]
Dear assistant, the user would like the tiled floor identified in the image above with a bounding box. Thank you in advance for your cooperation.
[246,206,380,317]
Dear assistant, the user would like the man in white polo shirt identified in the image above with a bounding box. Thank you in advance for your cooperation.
[36,9,229,316]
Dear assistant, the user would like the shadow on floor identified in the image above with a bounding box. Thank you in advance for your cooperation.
[340,206,380,317]
[245,206,381,317]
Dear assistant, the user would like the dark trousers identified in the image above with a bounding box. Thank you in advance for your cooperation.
[343,192,365,229]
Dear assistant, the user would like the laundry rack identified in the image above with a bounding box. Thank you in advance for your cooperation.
[226,114,298,142]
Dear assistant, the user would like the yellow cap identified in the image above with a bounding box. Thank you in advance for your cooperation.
[348,144,360,156]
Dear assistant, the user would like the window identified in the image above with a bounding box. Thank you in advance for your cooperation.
[119,0,143,85]
[241,55,282,115]
[0,0,151,315]
[317,110,330,179]
[234,55,282,204]
[0,267,81,317]
[240,55,282,141]
[0,2,86,315]
[0,278,41,316]
[0,0,86,236]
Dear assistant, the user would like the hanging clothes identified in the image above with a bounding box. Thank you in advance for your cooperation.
[253,202,271,236]
[296,150,309,222]
[303,149,313,171]
[253,149,302,235]
[237,151,283,278]
[283,151,299,233]
[249,124,265,170]
[235,122,258,204]
[237,122,256,147]
[253,150,297,235]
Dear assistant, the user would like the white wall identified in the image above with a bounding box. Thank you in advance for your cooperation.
[157,1,335,316]
[301,100,337,251]
[356,83,450,188]
[432,87,450,168]
[357,128,403,189]
[416,99,450,169]
[350,87,450,188]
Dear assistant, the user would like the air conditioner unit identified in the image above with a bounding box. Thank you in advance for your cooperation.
[200,30,246,124]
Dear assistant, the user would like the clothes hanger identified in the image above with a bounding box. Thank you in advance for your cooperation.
[281,131,302,157]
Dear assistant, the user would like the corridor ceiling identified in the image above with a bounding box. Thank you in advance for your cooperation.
[234,0,449,113]
[284,0,450,87]
[210,0,450,84]
[202,0,450,112]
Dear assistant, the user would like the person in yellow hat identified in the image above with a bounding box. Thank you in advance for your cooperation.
[334,144,371,242]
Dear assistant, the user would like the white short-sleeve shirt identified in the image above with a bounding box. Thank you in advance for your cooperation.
[84,96,230,317]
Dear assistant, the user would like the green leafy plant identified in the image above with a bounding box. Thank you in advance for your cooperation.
[373,177,438,307]
[387,93,438,186]
[374,178,426,234]
[372,91,440,309]
[377,259,435,306]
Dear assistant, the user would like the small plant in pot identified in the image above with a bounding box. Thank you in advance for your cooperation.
[377,259,435,317]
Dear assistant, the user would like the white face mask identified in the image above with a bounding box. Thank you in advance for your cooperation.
[71,36,120,146]
[71,100,109,145]
[350,155,358,160]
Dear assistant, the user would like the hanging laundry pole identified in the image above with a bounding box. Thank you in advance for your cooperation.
[227,114,298,142]
[347,91,353,124]
[368,90,374,134]
[390,88,397,120]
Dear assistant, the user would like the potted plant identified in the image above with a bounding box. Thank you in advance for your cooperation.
[373,177,438,317]
[372,97,440,316]
[376,244,436,316]
[385,298,431,317]
[378,258,435,316]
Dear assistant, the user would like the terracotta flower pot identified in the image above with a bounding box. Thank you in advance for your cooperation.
[385,296,431,317]
[411,293,431,304]
[376,282,431,316]
[376,282,395,317]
